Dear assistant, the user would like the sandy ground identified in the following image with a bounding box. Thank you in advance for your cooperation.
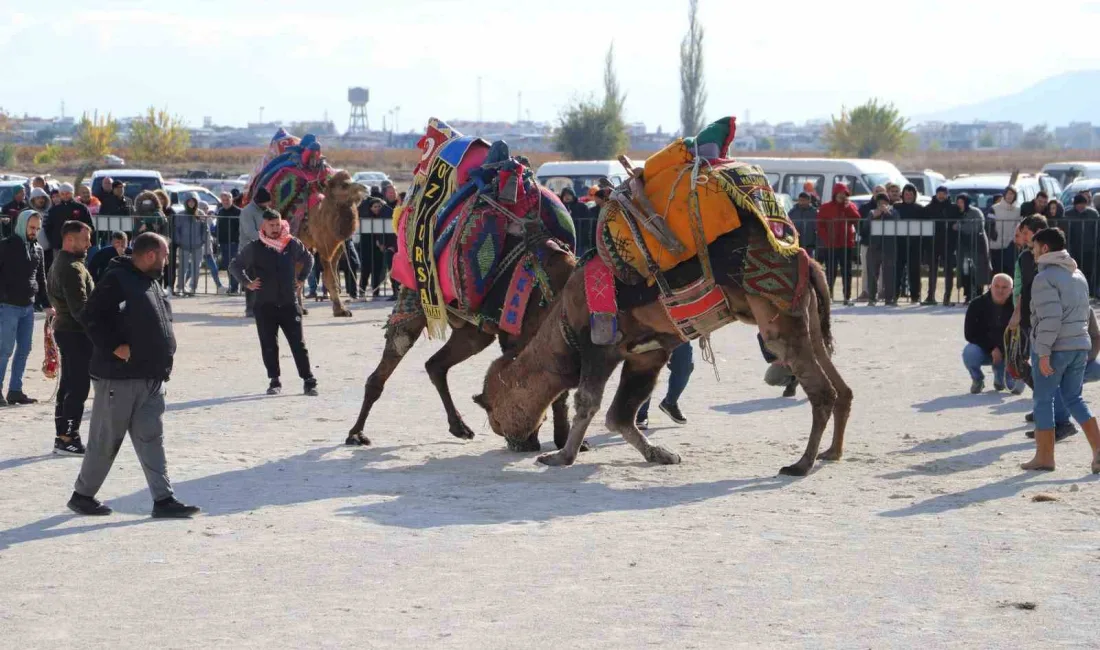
[2,296,1100,649]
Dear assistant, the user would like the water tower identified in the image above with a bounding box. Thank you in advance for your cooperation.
[348,87,370,135]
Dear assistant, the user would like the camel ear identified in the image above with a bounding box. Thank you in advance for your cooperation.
[472,393,488,410]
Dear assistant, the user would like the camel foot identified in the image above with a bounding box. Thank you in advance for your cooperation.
[506,436,542,453]
[448,419,476,441]
[345,431,371,446]
[779,462,811,477]
[536,451,576,467]
[643,445,681,465]
[818,447,843,462]
[333,309,353,318]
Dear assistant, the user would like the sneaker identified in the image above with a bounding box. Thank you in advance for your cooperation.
[0,394,7,407]
[867,300,878,307]
[5,390,37,405]
[970,379,984,394]
[266,379,282,396]
[885,300,898,307]
[782,378,798,398]
[922,298,937,306]
[636,417,648,430]
[54,435,85,456]
[152,497,200,519]
[659,401,687,425]
[943,300,954,307]
[306,291,318,300]
[1011,381,1026,396]
[842,300,852,306]
[993,381,1006,392]
[855,292,869,302]
[1025,412,1035,423]
[67,492,112,516]
[215,286,227,295]
[304,378,318,396]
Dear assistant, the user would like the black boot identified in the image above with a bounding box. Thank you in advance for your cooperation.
[67,492,112,516]
[267,379,282,395]
[152,497,200,519]
[6,390,37,405]
[304,377,318,396]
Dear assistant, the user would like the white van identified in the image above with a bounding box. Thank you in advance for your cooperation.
[535,160,628,199]
[1040,162,1100,188]
[736,157,910,202]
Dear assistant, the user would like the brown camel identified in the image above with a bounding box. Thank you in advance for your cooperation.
[297,170,367,317]
[474,223,852,477]
[346,233,579,451]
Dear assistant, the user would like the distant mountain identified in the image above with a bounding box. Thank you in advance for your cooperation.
[915,70,1100,126]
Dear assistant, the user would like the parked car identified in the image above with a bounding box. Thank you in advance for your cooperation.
[1059,178,1100,206]
[903,169,947,195]
[352,170,391,187]
[165,184,221,213]
[104,154,125,167]
[1041,161,1100,187]
[535,160,629,201]
[1037,173,1063,200]
[89,169,165,200]
[0,180,25,206]
[737,157,911,202]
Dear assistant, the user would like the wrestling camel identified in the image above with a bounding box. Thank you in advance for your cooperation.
[474,221,853,477]
[298,170,367,317]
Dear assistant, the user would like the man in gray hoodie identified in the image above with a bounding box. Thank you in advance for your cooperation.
[1024,227,1100,472]
[236,187,271,318]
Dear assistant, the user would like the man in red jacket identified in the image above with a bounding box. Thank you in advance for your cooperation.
[815,183,859,305]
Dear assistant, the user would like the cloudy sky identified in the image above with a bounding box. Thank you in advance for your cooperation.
[5,0,1100,133]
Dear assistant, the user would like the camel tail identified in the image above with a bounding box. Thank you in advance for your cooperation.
[808,257,834,356]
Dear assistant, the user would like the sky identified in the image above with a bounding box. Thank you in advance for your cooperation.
[5,0,1100,134]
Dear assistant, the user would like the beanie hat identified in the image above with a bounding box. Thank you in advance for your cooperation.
[59,182,74,193]
[254,186,272,204]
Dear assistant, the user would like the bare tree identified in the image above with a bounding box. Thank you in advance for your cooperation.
[679,0,706,138]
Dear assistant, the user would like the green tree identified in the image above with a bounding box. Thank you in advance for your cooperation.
[757,136,775,151]
[555,98,628,160]
[33,143,62,165]
[679,0,706,138]
[1020,124,1055,151]
[603,43,626,114]
[978,131,995,148]
[823,99,909,157]
[74,111,118,160]
[0,144,15,167]
[129,106,190,162]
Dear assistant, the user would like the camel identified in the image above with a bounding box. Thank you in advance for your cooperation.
[297,170,367,317]
[473,220,853,477]
[346,222,582,453]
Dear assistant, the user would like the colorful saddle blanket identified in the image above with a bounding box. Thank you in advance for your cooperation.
[596,122,799,285]
[247,129,333,236]
[391,118,576,338]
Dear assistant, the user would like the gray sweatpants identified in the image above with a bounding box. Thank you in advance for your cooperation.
[74,378,174,501]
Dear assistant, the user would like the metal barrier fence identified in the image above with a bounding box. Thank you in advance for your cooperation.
[77,213,1100,305]
[90,214,399,299]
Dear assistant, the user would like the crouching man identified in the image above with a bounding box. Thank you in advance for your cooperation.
[963,273,1021,394]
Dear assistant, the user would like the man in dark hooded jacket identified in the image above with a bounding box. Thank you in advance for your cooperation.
[44,183,94,268]
[2,186,27,238]
[0,210,51,405]
[924,185,957,305]
[560,187,594,253]
[894,183,925,302]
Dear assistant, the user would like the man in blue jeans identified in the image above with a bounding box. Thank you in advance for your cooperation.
[636,342,693,428]
[1023,227,1100,472]
[0,210,51,405]
[962,274,1022,394]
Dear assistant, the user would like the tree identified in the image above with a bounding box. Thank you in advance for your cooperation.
[555,98,628,160]
[128,106,190,162]
[34,128,59,145]
[823,99,909,157]
[603,43,626,115]
[1020,124,1055,151]
[74,111,118,161]
[758,136,775,151]
[679,0,706,138]
[33,143,62,165]
[978,131,995,148]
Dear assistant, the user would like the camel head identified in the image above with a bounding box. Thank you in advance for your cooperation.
[323,170,367,207]
[473,353,549,443]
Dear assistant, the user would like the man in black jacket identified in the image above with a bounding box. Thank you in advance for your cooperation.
[963,273,1019,394]
[46,221,95,455]
[44,183,94,271]
[68,232,199,518]
[894,183,925,303]
[229,208,317,396]
[1020,191,1049,218]
[87,231,130,282]
[216,192,242,294]
[0,210,51,406]
[98,180,133,217]
[924,185,957,305]
[2,186,27,237]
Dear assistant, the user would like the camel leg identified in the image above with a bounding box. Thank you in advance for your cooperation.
[807,297,852,462]
[770,313,836,477]
[605,351,681,465]
[323,245,352,318]
[547,392,591,453]
[346,310,425,445]
[538,347,621,467]
[425,327,496,442]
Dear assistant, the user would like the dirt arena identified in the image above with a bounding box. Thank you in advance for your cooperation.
[2,297,1099,648]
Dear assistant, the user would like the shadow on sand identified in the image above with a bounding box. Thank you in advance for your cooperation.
[0,443,797,550]
[710,397,806,415]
